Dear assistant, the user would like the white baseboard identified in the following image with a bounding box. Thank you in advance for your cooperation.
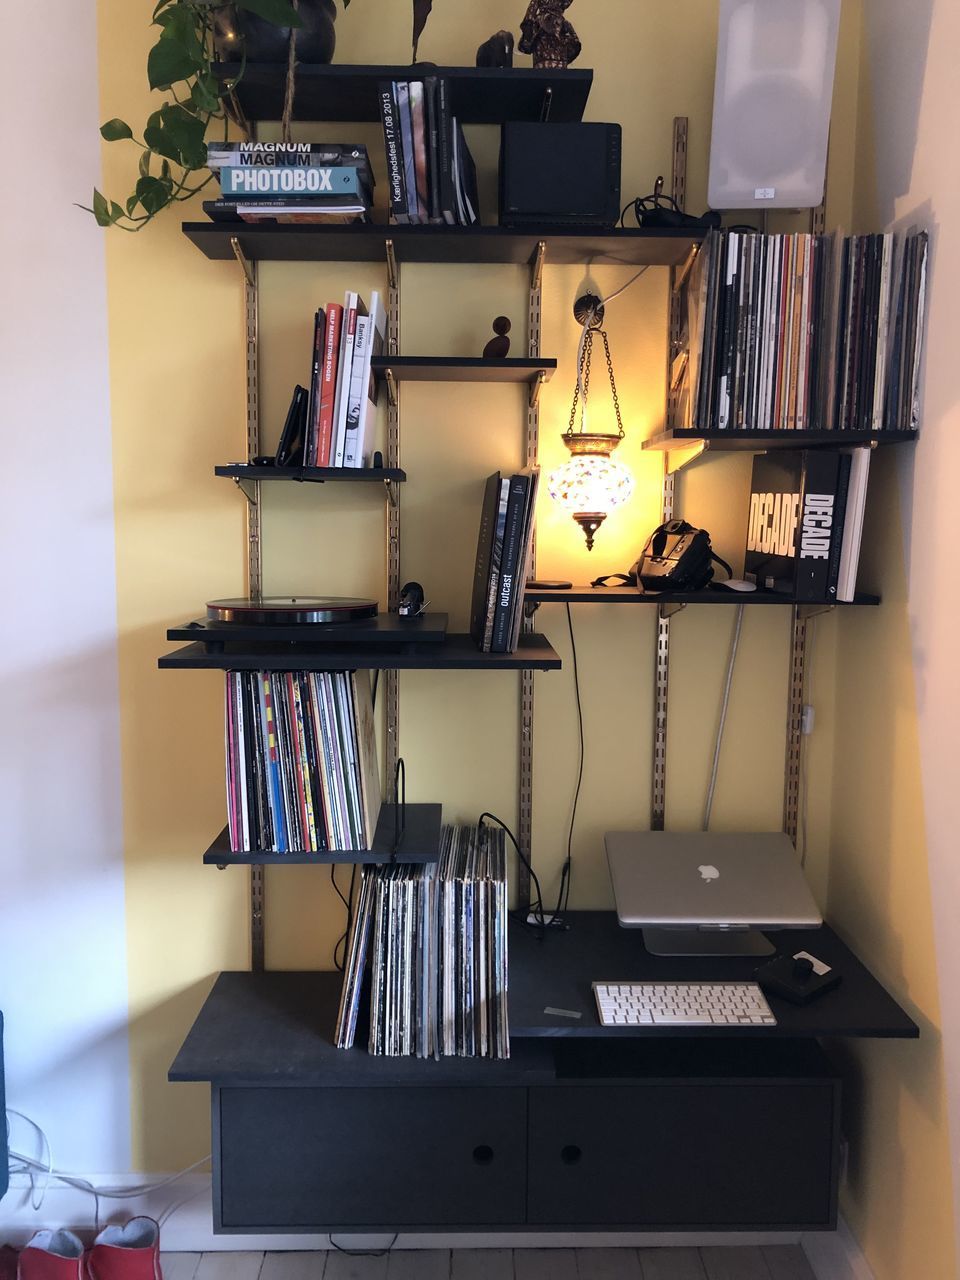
[802,1218,875,1280]
[0,1171,869,1266]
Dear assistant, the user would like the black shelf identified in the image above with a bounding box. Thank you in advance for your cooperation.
[215,464,405,482]
[213,62,592,125]
[183,223,703,267]
[508,913,919,1040]
[525,585,881,607]
[158,632,562,672]
[371,356,556,386]
[167,612,449,646]
[202,803,442,866]
[643,428,919,453]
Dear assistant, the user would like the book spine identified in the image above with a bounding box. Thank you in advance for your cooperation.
[436,79,457,226]
[424,77,441,223]
[378,81,408,225]
[332,293,359,467]
[305,310,325,466]
[260,673,286,853]
[482,479,510,651]
[220,165,365,198]
[796,450,839,601]
[826,451,851,598]
[341,315,370,469]
[490,475,529,652]
[317,302,342,467]
[408,81,430,222]
[396,82,420,224]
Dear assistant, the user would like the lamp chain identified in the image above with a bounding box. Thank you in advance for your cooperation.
[567,327,625,438]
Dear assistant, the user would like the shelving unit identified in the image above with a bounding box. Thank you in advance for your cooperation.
[644,427,919,452]
[215,463,406,483]
[161,59,922,1239]
[525,585,881,608]
[202,802,442,867]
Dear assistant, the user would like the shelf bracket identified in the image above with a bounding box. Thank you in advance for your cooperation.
[671,243,699,296]
[531,241,546,292]
[385,238,398,292]
[524,598,540,619]
[230,236,255,288]
[658,600,686,620]
[798,602,836,621]
[665,440,708,475]
[384,477,399,508]
[385,367,398,407]
[528,369,546,408]
[232,476,257,504]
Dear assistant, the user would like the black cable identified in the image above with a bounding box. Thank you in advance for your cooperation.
[329,1233,398,1257]
[331,863,356,972]
[555,603,584,919]
[478,810,563,939]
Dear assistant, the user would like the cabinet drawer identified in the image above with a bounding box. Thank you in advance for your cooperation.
[527,1081,838,1229]
[217,1086,527,1231]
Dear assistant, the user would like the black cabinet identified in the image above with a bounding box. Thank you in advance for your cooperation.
[527,1082,838,1230]
[216,1086,528,1232]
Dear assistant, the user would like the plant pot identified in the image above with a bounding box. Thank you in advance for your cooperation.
[214,0,337,64]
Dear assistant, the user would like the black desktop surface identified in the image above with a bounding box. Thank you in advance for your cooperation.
[508,912,919,1039]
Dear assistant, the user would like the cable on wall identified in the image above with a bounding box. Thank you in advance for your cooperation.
[703,603,746,830]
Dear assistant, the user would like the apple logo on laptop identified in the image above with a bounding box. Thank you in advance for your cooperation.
[698,864,720,882]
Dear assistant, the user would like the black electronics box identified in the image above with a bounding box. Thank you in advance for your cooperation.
[499,122,621,228]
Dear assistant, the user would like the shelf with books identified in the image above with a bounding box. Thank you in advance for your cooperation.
[158,632,562,672]
[644,427,919,455]
[213,63,593,126]
[183,223,703,267]
[371,356,556,386]
[202,802,443,867]
[524,585,881,607]
[215,464,406,484]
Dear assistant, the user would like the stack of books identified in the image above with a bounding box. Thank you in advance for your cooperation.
[378,78,480,225]
[274,291,385,469]
[681,228,929,433]
[202,140,375,225]
[470,469,539,653]
[744,447,872,602]
[335,824,510,1059]
[224,670,381,853]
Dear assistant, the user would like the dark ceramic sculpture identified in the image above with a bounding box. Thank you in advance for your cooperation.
[213,0,337,64]
[483,317,512,358]
[476,29,515,68]
[518,0,581,69]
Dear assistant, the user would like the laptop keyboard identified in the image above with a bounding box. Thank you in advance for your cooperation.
[593,981,777,1027]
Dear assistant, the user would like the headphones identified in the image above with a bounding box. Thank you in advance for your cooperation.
[398,581,426,617]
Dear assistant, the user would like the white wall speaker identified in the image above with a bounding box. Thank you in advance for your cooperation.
[707,0,841,210]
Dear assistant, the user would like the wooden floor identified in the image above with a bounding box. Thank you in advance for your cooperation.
[161,1246,817,1280]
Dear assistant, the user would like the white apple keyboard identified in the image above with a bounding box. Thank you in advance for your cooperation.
[593,981,777,1027]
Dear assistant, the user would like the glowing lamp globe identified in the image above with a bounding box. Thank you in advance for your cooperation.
[547,431,634,550]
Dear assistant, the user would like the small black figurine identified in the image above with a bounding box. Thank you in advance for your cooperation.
[476,29,515,67]
[483,316,512,358]
[518,0,581,69]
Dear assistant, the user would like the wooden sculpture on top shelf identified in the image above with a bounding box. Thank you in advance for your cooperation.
[518,0,581,69]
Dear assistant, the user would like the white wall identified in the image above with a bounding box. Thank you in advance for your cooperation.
[860,0,960,1262]
[0,0,130,1175]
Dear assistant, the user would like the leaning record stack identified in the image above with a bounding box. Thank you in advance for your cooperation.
[335,824,510,1058]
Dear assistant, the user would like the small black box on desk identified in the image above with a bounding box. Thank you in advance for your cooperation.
[499,122,621,228]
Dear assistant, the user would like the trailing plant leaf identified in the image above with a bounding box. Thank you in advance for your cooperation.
[147,32,205,90]
[412,0,433,60]
[100,118,133,142]
[92,189,112,227]
[136,174,177,214]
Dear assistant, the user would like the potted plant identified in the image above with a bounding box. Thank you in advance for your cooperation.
[88,0,436,231]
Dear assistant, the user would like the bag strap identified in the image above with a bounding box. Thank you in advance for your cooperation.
[591,573,634,588]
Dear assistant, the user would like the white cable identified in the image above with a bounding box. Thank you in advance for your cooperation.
[7,1109,52,1212]
[703,604,745,830]
[574,266,651,425]
[798,617,817,867]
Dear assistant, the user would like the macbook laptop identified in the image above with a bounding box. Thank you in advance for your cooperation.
[605,830,822,956]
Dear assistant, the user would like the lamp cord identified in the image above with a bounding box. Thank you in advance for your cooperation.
[574,266,650,423]
[703,603,745,830]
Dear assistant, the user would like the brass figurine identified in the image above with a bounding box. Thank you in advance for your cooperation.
[518,0,581,69]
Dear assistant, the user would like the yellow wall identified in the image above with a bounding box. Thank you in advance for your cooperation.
[97,17,952,1272]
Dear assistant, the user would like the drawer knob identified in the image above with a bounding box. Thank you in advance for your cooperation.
[561,1144,582,1165]
[472,1145,495,1166]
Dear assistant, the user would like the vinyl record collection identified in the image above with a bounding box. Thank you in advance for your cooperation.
[224,670,381,853]
[681,228,929,433]
[336,824,510,1058]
